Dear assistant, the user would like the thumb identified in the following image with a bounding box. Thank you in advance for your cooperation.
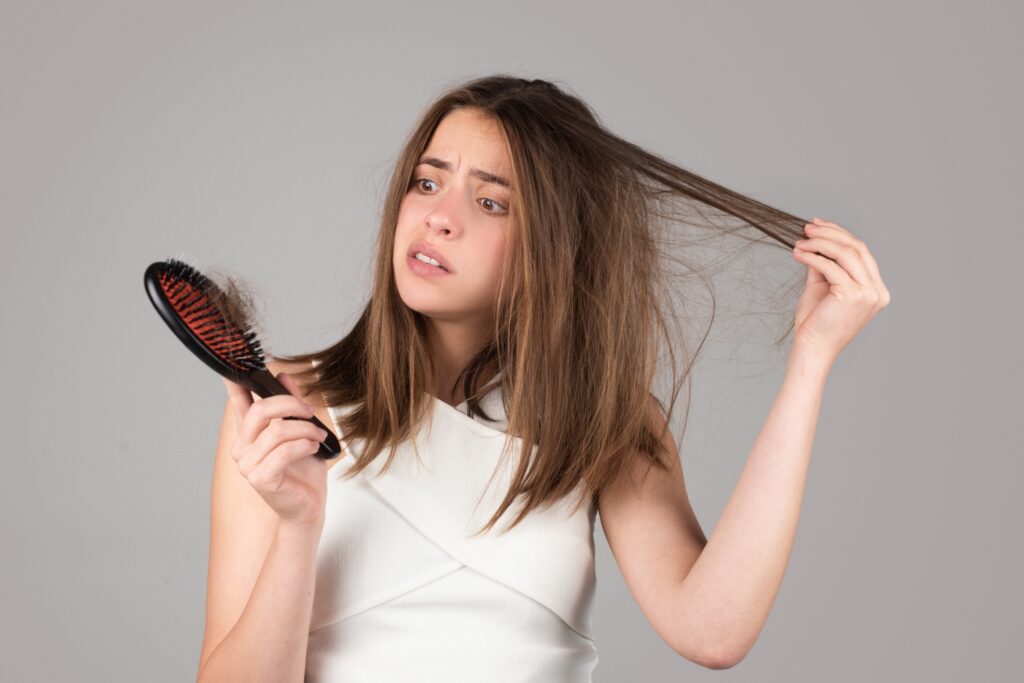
[276,371,305,400]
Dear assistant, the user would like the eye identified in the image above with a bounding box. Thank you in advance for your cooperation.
[411,177,438,192]
[480,197,509,216]
[410,177,508,216]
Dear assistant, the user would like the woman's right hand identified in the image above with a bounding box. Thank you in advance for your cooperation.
[221,371,329,532]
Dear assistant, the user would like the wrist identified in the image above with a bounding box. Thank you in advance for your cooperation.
[277,517,325,545]
[787,347,833,381]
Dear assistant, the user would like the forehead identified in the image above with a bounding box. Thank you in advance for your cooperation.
[423,109,510,173]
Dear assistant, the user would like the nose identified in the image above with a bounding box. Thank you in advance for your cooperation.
[426,212,453,236]
[424,186,467,237]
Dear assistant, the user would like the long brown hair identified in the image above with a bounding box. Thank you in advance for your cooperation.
[273,74,810,535]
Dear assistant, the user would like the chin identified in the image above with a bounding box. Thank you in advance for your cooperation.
[396,283,446,316]
[398,291,473,322]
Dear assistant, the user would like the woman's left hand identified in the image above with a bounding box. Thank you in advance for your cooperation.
[790,217,891,368]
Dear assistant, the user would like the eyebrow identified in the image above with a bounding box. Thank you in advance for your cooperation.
[416,155,511,189]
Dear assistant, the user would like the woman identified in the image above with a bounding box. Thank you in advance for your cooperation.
[196,75,891,681]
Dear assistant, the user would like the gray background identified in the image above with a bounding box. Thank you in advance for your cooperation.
[2,0,1019,680]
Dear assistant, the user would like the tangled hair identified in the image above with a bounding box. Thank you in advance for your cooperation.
[274,74,810,535]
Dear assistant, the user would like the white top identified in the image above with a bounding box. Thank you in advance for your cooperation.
[304,362,599,682]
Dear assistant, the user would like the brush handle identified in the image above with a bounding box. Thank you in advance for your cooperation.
[245,367,342,459]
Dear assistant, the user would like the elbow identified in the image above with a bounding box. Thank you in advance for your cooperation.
[695,641,751,670]
[665,607,755,669]
[670,637,745,670]
[696,649,741,670]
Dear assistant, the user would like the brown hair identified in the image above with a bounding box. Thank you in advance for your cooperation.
[273,74,810,535]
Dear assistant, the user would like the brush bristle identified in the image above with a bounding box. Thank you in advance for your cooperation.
[156,258,267,371]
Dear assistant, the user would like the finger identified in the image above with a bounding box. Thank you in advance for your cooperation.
[222,377,253,426]
[805,220,857,243]
[807,220,878,280]
[240,434,321,482]
[277,371,328,434]
[277,371,308,401]
[222,376,252,402]
[238,391,316,452]
[799,246,828,289]
[276,372,319,421]
[806,221,886,293]
[252,438,324,486]
[249,415,329,457]
[796,236,873,286]
[812,216,850,232]
[793,246,855,288]
[239,416,318,470]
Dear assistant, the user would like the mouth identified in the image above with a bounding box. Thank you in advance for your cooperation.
[406,252,452,277]
[407,241,454,273]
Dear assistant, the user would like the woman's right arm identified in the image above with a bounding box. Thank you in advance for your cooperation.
[196,365,330,683]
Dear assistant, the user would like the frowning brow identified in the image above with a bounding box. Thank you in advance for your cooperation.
[416,156,511,189]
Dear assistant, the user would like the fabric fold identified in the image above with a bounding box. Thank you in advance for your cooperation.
[309,450,470,632]
[348,397,598,641]
[306,358,597,642]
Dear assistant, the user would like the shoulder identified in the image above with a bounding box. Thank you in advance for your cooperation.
[602,394,676,498]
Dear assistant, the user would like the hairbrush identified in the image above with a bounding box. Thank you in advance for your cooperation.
[143,257,341,459]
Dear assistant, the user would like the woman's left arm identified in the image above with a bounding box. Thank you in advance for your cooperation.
[671,347,830,667]
[676,217,892,665]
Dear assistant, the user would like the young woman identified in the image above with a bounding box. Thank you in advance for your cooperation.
[196,76,890,682]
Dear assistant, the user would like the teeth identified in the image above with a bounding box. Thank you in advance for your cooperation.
[414,253,444,269]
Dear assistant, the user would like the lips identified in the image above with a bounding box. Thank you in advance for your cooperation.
[408,240,454,273]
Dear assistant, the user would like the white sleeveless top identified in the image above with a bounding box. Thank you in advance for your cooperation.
[305,362,599,682]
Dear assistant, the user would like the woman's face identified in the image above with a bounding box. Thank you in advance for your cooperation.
[393,108,512,329]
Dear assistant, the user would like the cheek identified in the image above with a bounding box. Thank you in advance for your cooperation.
[392,211,416,258]
[477,236,507,286]
[394,206,412,239]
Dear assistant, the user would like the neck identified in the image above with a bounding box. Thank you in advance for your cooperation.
[426,317,498,406]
